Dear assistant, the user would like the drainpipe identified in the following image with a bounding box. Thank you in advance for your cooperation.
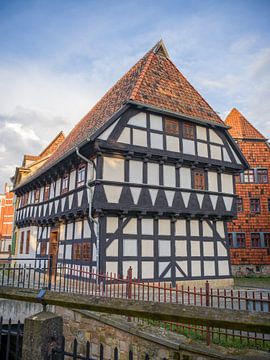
[75,146,100,280]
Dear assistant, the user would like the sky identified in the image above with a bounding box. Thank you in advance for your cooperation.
[0,0,269,189]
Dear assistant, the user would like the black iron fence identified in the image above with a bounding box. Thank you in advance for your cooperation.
[0,317,23,360]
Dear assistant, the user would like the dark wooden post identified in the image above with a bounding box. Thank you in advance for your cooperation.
[48,255,53,291]
[126,266,133,300]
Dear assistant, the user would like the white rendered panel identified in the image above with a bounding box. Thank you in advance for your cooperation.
[166,136,180,152]
[191,241,200,256]
[217,241,227,256]
[190,220,199,236]
[123,218,137,234]
[106,240,118,256]
[176,261,187,276]
[129,160,143,183]
[183,139,195,155]
[159,262,170,277]
[106,262,118,275]
[83,219,91,238]
[191,261,201,276]
[223,196,233,211]
[141,261,154,279]
[75,220,83,239]
[69,170,76,190]
[123,261,137,278]
[210,195,218,209]
[147,163,159,185]
[223,148,231,162]
[175,219,186,236]
[103,157,124,182]
[196,126,207,141]
[118,127,130,144]
[149,114,163,131]
[197,142,208,158]
[182,192,190,207]
[204,261,215,276]
[219,260,230,276]
[59,224,66,241]
[106,217,118,233]
[221,174,234,194]
[66,223,73,240]
[65,245,72,259]
[133,129,147,147]
[165,190,174,207]
[149,189,158,205]
[208,172,218,192]
[141,219,153,235]
[175,240,187,256]
[141,240,154,257]
[203,221,213,237]
[210,145,222,160]
[150,133,163,149]
[123,239,137,256]
[104,185,122,203]
[209,129,223,144]
[130,187,141,204]
[159,240,171,256]
[203,242,214,256]
[216,221,225,238]
[197,194,204,208]
[163,165,175,187]
[158,219,171,235]
[98,118,120,140]
[128,112,147,127]
[180,168,191,188]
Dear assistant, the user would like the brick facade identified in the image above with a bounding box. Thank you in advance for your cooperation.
[0,184,14,256]
[225,109,270,275]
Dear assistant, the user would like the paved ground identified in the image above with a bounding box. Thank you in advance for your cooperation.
[234,277,270,290]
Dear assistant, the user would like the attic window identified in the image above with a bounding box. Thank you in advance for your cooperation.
[44,184,50,201]
[193,169,206,190]
[164,118,179,135]
[183,122,195,140]
[77,164,86,187]
[34,189,40,203]
[61,174,69,194]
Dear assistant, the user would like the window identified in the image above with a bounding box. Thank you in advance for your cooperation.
[44,184,50,201]
[236,198,243,212]
[72,243,81,260]
[257,169,268,183]
[34,189,40,203]
[82,242,91,261]
[251,233,261,248]
[164,118,179,135]
[250,198,260,213]
[243,170,254,183]
[268,199,270,212]
[193,169,205,190]
[264,233,270,248]
[236,233,245,248]
[25,230,30,254]
[228,233,233,248]
[19,232,24,254]
[183,122,195,140]
[61,174,69,193]
[40,240,47,256]
[235,174,241,184]
[77,165,86,186]
[22,192,29,207]
[72,242,91,261]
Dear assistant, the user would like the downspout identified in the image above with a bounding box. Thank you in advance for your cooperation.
[75,146,100,280]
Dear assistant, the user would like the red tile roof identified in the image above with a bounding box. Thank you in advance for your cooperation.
[225,108,266,140]
[17,41,224,188]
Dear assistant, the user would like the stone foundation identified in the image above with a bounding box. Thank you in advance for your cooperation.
[232,264,270,277]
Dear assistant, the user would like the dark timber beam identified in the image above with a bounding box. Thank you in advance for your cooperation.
[0,286,270,334]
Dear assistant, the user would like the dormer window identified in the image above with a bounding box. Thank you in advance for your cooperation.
[183,122,195,140]
[61,174,69,194]
[34,189,40,203]
[44,184,50,201]
[257,169,268,183]
[164,118,179,136]
[77,164,86,187]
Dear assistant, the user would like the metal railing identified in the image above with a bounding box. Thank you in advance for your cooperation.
[0,317,23,360]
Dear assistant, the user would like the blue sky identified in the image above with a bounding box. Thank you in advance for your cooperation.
[0,0,269,188]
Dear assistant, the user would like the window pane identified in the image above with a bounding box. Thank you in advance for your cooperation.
[250,199,260,213]
[251,233,261,248]
[193,170,205,190]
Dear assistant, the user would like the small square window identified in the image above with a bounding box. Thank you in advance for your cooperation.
[44,185,50,201]
[251,233,261,248]
[236,198,243,212]
[164,118,179,136]
[34,189,40,203]
[61,174,69,193]
[193,169,206,190]
[264,233,270,248]
[243,170,254,183]
[257,169,268,183]
[183,122,195,140]
[77,164,86,186]
[236,233,245,248]
[268,199,270,212]
[250,198,260,213]
[228,233,233,248]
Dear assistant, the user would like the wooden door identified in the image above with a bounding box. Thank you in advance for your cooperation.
[48,229,59,280]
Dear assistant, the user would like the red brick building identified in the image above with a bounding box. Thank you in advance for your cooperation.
[225,108,270,275]
[0,184,14,257]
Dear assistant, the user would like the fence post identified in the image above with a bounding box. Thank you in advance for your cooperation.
[22,311,63,360]
[205,281,211,346]
[126,266,133,300]
[48,255,53,291]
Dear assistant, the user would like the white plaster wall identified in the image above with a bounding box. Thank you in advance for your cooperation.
[180,167,191,188]
[149,114,163,130]
[106,217,118,233]
[183,139,195,155]
[196,126,207,141]
[69,170,76,190]
[128,112,147,127]
[166,136,179,152]
[133,129,147,147]
[106,239,118,256]
[208,171,218,192]
[197,142,208,157]
[163,165,175,187]
[118,127,130,144]
[221,174,234,194]
[150,133,163,149]
[147,163,159,185]
[209,129,223,144]
[210,145,222,160]
[103,157,125,182]
[190,220,199,236]
[175,219,186,236]
[129,160,143,183]
[141,240,154,257]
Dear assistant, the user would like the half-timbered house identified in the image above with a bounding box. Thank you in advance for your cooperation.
[13,41,248,285]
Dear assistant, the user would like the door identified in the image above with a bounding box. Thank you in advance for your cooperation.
[48,229,59,282]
